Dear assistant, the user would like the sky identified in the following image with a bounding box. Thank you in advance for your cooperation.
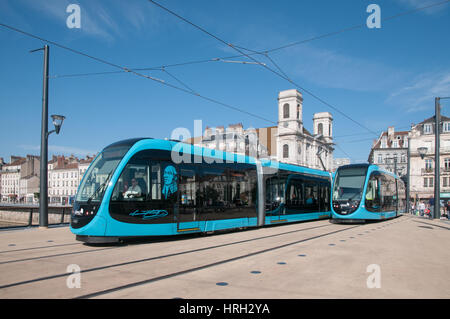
[0,0,449,164]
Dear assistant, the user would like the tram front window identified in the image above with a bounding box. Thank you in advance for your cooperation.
[75,146,130,203]
[332,166,367,215]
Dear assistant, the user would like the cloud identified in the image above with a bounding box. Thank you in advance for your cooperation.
[394,0,449,14]
[15,0,162,43]
[386,71,450,112]
[277,44,407,92]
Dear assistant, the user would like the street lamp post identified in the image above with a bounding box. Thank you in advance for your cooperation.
[31,45,65,228]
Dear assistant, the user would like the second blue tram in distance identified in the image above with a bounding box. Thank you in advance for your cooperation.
[331,163,406,222]
[71,138,332,243]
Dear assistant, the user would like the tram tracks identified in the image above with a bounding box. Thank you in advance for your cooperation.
[0,222,333,290]
[1,217,415,298]
[2,222,364,298]
[76,224,361,298]
[0,222,332,266]
[77,217,412,299]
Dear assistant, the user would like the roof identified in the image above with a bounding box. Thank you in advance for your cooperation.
[371,130,409,150]
[420,115,450,125]
[3,158,26,167]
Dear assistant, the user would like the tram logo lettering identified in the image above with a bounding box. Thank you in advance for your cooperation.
[129,209,169,220]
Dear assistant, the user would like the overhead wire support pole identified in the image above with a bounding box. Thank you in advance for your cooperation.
[435,97,441,219]
[435,96,450,219]
[30,45,50,228]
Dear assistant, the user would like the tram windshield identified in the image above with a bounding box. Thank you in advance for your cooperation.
[75,145,130,202]
[332,166,367,201]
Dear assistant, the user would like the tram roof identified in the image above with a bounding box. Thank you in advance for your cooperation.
[103,138,330,177]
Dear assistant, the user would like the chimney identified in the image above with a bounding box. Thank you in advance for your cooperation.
[387,126,395,136]
[57,156,65,169]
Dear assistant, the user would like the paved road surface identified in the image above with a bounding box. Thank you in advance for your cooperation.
[0,215,448,299]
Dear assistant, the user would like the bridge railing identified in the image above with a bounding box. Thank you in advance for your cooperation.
[0,204,72,229]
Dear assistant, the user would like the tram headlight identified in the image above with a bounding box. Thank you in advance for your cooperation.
[334,200,360,215]
[348,200,360,214]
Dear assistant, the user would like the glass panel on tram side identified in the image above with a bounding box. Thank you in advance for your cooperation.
[284,174,328,214]
[381,174,397,212]
[178,164,200,225]
[397,180,406,213]
[197,162,257,222]
[265,175,284,216]
[365,173,382,212]
[319,182,331,212]
[109,151,176,224]
[285,177,303,213]
[332,166,367,215]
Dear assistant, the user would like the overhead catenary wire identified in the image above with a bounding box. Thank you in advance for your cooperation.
[49,0,450,79]
[0,21,278,125]
[147,0,380,137]
[0,21,353,160]
[0,26,395,160]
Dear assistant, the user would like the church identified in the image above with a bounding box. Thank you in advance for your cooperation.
[189,89,334,171]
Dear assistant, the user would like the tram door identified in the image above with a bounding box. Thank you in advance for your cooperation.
[265,174,286,222]
[177,167,200,232]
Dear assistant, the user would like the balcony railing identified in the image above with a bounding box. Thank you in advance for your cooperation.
[421,167,450,175]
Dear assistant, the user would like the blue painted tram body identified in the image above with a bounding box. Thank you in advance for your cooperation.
[70,138,332,243]
[331,163,406,222]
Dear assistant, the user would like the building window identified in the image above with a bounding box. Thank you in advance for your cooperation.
[424,124,432,134]
[424,177,434,188]
[283,144,289,158]
[425,159,433,170]
[283,103,289,119]
[318,123,323,135]
[445,158,450,171]
[377,154,383,164]
[443,177,448,188]
[444,122,450,132]
[393,140,398,148]
[401,154,406,163]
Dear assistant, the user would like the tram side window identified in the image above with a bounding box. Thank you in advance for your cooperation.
[178,167,197,208]
[304,184,319,211]
[111,161,176,202]
[381,174,397,212]
[320,184,330,212]
[266,176,284,211]
[196,163,256,219]
[197,167,226,208]
[229,168,256,207]
[111,163,150,201]
[286,179,303,207]
[365,174,381,212]
[397,180,406,211]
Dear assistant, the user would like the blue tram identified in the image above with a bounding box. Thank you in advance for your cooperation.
[331,163,406,222]
[71,138,332,243]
